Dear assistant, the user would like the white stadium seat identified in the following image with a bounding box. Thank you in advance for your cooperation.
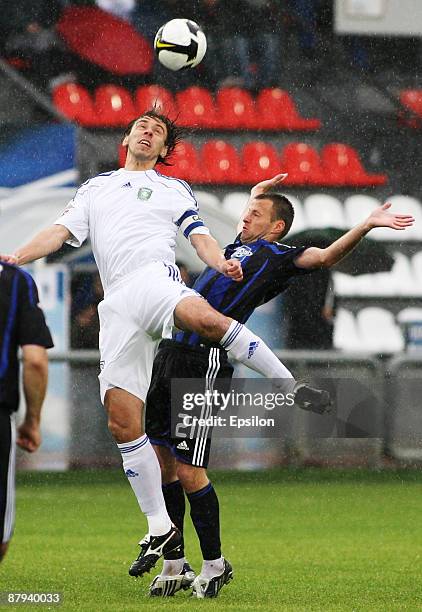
[304,194,346,229]
[333,308,362,350]
[356,307,404,352]
[344,195,381,228]
[195,190,221,213]
[411,251,422,285]
[333,272,377,296]
[397,307,422,324]
[288,195,307,234]
[221,192,249,222]
[387,195,422,240]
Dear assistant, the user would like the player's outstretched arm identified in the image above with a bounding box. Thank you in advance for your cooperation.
[190,233,243,281]
[294,202,415,269]
[0,224,71,266]
[236,173,289,234]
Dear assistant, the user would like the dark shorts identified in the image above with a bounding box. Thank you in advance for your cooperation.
[0,409,16,544]
[145,339,234,468]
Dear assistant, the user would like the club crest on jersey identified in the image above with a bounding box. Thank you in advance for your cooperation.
[231,245,253,262]
[137,187,153,201]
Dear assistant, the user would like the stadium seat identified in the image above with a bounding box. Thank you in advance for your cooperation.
[175,87,217,128]
[356,307,404,352]
[52,83,99,127]
[400,89,422,115]
[280,143,325,186]
[411,251,422,286]
[215,87,258,130]
[201,140,243,184]
[387,195,422,240]
[333,272,363,297]
[397,307,422,323]
[135,85,177,117]
[321,143,387,187]
[256,88,321,131]
[241,142,281,183]
[333,308,362,351]
[303,194,346,229]
[157,142,204,183]
[365,252,414,296]
[399,90,422,127]
[94,85,136,127]
[221,192,249,222]
[287,196,307,234]
[344,195,381,228]
[194,191,222,213]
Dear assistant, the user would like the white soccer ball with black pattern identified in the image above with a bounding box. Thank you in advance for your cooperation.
[154,19,207,71]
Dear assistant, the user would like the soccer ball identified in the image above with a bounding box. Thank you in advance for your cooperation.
[154,19,207,71]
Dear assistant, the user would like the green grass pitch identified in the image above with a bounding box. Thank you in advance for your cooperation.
[1,469,422,611]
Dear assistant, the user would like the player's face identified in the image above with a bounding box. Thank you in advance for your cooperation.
[241,199,285,243]
[123,116,168,165]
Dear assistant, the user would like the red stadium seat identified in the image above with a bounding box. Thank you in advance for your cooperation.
[135,85,177,117]
[52,83,99,127]
[321,143,387,187]
[94,85,136,127]
[157,142,204,183]
[400,90,422,117]
[257,88,322,131]
[280,143,325,186]
[399,90,422,128]
[201,140,243,184]
[175,87,217,128]
[241,142,281,183]
[215,87,258,130]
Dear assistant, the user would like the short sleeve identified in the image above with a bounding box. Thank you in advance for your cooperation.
[54,182,90,247]
[172,182,210,240]
[275,245,313,277]
[16,272,54,349]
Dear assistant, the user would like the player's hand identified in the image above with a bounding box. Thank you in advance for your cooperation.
[366,202,415,231]
[17,420,41,453]
[250,173,288,199]
[0,253,19,265]
[222,258,243,282]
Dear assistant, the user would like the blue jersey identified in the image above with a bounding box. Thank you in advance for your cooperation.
[175,236,309,347]
[0,263,53,412]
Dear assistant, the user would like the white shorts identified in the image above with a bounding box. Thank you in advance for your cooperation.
[98,262,199,403]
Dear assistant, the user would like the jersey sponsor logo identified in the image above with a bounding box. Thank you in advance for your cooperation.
[121,182,132,188]
[231,245,253,262]
[125,469,139,478]
[248,340,260,359]
[137,187,153,201]
[176,440,189,451]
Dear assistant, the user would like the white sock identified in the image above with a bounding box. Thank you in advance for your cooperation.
[161,557,186,577]
[201,557,224,579]
[118,435,172,536]
[221,322,296,393]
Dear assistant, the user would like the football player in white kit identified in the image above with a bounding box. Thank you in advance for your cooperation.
[3,110,412,579]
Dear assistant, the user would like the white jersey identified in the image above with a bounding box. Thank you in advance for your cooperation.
[55,168,209,292]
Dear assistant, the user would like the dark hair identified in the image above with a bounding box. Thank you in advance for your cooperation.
[122,108,186,166]
[255,193,294,239]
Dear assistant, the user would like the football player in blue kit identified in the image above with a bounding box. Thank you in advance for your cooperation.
[144,173,415,598]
